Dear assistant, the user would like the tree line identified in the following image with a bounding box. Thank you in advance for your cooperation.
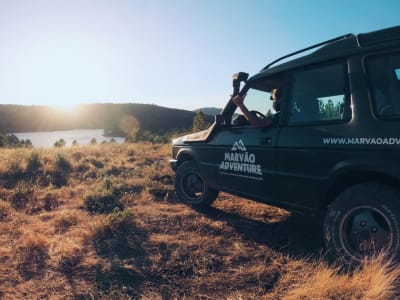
[0,103,210,136]
[0,133,32,148]
[0,107,214,148]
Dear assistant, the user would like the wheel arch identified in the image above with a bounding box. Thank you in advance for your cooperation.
[175,149,196,169]
[323,170,400,210]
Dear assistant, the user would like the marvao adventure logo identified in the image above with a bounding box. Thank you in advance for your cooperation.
[219,139,263,180]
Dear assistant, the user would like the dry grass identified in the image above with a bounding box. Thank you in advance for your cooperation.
[16,230,50,279]
[0,143,399,299]
[267,254,400,300]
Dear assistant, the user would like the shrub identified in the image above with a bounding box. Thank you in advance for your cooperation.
[92,209,136,256]
[17,232,49,279]
[51,171,68,187]
[26,152,42,175]
[57,240,83,274]
[127,149,135,156]
[55,153,72,173]
[105,166,121,177]
[96,209,135,238]
[47,153,72,187]
[24,139,33,148]
[112,184,143,196]
[54,211,79,233]
[43,193,58,211]
[72,151,84,161]
[84,191,124,214]
[104,176,113,191]
[90,158,104,169]
[11,181,34,210]
[6,160,24,180]
[147,180,174,199]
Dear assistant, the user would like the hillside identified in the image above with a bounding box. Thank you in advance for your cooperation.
[194,107,222,116]
[0,103,213,135]
[0,144,399,299]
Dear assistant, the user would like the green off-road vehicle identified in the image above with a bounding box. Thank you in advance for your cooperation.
[170,26,400,263]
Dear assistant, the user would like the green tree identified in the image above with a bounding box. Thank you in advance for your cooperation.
[26,152,42,175]
[25,139,33,148]
[54,138,66,148]
[0,134,6,147]
[192,110,208,132]
[7,134,20,146]
[319,99,342,120]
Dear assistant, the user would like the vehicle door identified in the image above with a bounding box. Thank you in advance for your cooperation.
[214,87,281,202]
[277,61,351,210]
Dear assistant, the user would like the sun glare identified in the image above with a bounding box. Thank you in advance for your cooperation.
[52,102,79,112]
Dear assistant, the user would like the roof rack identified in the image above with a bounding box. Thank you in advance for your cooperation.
[261,33,355,71]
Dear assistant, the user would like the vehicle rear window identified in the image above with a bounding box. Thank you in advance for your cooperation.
[366,53,400,118]
[287,62,349,125]
[395,68,400,80]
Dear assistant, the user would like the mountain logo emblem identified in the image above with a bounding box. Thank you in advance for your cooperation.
[231,139,247,151]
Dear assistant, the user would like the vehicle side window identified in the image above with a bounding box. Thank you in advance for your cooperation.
[366,52,400,118]
[287,62,348,125]
[232,88,274,126]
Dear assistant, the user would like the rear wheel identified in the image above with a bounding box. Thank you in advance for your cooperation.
[324,183,400,264]
[174,161,218,208]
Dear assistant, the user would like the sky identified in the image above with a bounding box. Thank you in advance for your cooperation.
[0,0,398,111]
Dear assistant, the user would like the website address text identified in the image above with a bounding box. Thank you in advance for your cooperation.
[323,137,400,145]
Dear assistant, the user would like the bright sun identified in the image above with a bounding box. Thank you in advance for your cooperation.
[52,102,79,112]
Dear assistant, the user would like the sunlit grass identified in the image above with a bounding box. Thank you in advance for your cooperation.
[0,143,399,298]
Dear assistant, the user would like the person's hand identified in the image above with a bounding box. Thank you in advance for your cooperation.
[232,94,246,107]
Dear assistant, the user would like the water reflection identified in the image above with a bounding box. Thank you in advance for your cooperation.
[14,129,125,148]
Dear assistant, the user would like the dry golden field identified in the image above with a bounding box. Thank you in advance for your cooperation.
[0,143,399,299]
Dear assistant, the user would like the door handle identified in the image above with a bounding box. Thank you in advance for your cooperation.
[262,137,272,145]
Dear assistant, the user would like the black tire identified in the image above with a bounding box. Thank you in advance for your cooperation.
[174,161,218,208]
[324,183,400,264]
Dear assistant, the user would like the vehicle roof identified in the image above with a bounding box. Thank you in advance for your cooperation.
[248,26,400,84]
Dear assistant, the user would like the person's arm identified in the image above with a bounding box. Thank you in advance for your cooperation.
[232,95,274,128]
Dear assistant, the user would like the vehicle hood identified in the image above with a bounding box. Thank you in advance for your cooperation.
[172,129,210,145]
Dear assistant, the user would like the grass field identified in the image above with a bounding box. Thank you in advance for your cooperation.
[0,143,399,299]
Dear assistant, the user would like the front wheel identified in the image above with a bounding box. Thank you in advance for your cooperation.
[174,161,218,208]
[324,183,400,264]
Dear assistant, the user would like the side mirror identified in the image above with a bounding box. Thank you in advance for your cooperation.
[232,72,249,96]
[232,72,249,82]
[215,114,225,125]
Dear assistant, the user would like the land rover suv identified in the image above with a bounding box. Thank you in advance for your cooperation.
[170,26,400,263]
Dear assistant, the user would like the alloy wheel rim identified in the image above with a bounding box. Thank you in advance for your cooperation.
[180,171,206,202]
[340,206,393,261]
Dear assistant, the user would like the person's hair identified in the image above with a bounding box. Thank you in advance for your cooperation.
[270,88,281,100]
[272,88,280,97]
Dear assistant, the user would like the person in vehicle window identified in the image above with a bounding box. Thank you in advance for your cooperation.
[232,88,281,128]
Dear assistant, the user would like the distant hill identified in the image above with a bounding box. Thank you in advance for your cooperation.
[0,103,213,136]
[193,107,222,117]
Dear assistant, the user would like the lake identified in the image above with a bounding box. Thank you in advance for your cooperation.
[14,129,125,148]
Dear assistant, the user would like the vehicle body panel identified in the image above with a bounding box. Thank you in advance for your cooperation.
[170,26,400,215]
